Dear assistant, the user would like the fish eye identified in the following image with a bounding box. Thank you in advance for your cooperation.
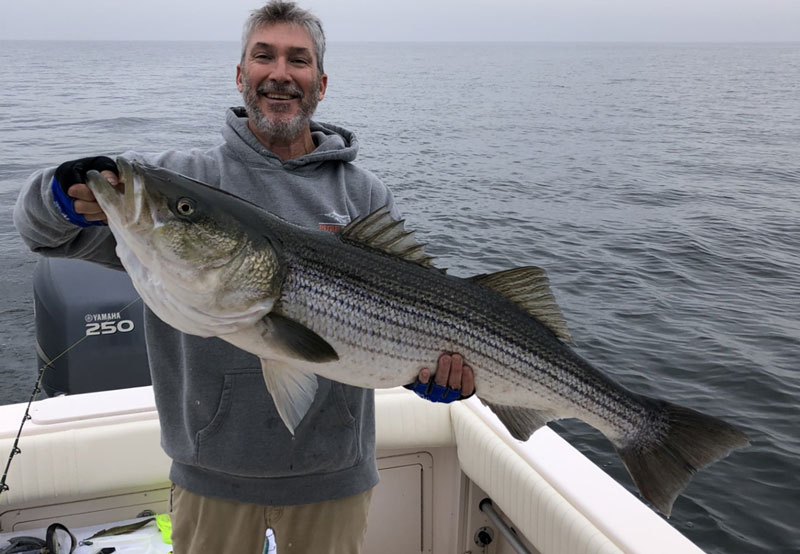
[176,198,196,217]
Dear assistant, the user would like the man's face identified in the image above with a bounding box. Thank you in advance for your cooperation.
[236,22,328,143]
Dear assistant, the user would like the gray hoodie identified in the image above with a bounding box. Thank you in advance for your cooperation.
[14,107,398,505]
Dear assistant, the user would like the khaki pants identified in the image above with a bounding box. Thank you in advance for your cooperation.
[171,484,373,554]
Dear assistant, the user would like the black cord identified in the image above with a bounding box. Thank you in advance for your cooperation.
[0,296,142,498]
[0,364,47,495]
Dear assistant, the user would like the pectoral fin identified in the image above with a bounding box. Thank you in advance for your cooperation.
[262,313,339,363]
[261,358,319,434]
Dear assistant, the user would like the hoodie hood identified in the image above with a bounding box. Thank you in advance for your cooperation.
[223,107,359,170]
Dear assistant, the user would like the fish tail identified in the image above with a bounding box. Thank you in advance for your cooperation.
[616,397,749,516]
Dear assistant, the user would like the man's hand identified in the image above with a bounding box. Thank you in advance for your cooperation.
[52,156,120,226]
[406,353,475,403]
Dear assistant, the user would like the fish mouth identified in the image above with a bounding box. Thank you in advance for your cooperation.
[86,157,155,230]
[117,158,146,225]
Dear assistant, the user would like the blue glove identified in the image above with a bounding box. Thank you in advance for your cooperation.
[404,380,467,403]
[51,156,118,227]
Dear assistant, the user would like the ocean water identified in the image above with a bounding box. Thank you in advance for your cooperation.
[1,41,798,553]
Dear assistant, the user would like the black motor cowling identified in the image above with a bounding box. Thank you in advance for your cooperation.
[33,257,150,396]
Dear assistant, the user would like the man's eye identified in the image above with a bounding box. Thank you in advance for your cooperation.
[292,58,309,65]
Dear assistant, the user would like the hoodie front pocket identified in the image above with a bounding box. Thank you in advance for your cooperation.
[195,370,360,478]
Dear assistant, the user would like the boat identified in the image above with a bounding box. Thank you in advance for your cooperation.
[0,259,707,553]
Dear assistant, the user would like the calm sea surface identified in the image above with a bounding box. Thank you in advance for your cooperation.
[1,41,798,553]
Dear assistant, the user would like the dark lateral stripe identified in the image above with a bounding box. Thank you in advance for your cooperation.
[281,259,644,428]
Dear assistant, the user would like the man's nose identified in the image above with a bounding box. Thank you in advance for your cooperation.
[269,57,291,82]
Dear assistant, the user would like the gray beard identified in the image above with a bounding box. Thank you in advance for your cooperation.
[242,73,321,143]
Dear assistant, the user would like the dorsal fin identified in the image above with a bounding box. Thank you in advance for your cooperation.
[471,267,573,343]
[340,206,440,269]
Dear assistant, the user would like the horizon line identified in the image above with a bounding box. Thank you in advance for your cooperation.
[0,38,800,44]
[1,38,799,44]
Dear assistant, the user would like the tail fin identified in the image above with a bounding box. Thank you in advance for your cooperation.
[616,399,749,517]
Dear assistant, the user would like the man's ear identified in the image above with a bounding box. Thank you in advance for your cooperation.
[318,73,328,101]
[236,64,244,93]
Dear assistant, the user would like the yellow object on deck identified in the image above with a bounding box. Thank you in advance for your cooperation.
[156,513,172,545]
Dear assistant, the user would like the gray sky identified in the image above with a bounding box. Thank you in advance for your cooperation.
[1,0,798,42]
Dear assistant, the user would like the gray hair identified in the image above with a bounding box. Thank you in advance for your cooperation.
[241,1,326,75]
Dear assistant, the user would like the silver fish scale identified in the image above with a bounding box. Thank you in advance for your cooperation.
[276,238,648,438]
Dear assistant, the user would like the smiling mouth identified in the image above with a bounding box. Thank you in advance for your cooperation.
[261,92,299,101]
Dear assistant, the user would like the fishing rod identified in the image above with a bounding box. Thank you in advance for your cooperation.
[0,296,142,498]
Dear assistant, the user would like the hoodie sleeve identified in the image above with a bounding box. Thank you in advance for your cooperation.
[360,171,402,221]
[13,166,122,269]
[13,149,219,270]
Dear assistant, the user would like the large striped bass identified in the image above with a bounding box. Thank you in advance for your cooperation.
[85,158,748,516]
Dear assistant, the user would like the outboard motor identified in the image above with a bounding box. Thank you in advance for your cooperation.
[33,257,150,396]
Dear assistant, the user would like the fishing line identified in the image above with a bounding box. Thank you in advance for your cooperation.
[0,296,143,498]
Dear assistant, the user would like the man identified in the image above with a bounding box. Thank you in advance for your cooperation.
[14,2,474,553]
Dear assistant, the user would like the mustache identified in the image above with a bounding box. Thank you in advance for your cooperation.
[255,81,304,98]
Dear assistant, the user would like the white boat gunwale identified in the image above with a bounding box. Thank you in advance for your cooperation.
[0,386,704,553]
